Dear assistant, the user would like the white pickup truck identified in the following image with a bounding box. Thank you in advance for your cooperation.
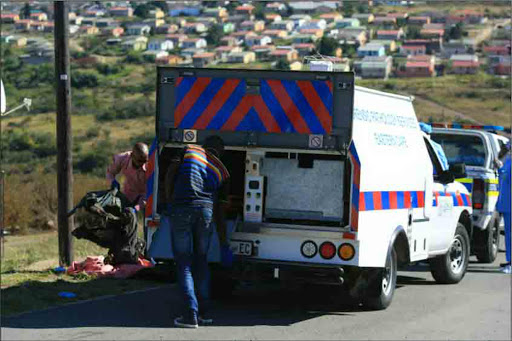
[430,125,510,263]
[145,68,472,310]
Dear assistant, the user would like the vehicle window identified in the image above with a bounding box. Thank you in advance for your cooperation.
[424,137,443,177]
[430,133,487,167]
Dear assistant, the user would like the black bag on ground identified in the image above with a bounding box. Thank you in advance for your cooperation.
[68,188,145,265]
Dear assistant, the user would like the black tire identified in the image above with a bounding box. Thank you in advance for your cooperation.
[363,247,397,310]
[474,215,499,264]
[430,223,470,284]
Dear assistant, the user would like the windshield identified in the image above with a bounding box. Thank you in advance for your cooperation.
[430,133,487,167]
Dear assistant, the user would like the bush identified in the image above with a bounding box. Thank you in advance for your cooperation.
[125,52,144,64]
[96,63,124,75]
[96,98,155,122]
[72,71,99,88]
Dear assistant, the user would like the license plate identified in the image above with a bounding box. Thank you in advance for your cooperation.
[231,240,253,256]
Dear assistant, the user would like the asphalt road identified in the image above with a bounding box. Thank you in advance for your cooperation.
[2,253,510,341]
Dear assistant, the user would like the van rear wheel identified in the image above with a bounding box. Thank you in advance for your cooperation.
[474,215,499,264]
[362,247,397,310]
[430,223,469,284]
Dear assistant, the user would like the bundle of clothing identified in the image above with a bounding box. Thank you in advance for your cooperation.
[68,188,146,266]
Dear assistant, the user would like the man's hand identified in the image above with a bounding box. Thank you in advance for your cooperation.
[220,244,233,268]
[111,179,120,190]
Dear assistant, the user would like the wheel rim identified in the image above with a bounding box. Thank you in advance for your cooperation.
[382,252,394,295]
[449,235,466,274]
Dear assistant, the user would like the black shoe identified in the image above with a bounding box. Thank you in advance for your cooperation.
[500,262,511,267]
[198,313,213,326]
[174,310,198,329]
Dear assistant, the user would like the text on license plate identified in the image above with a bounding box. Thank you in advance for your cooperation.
[232,241,253,256]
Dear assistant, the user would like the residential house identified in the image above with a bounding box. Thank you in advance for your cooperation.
[420,28,444,40]
[403,39,442,54]
[289,61,303,70]
[100,26,124,37]
[106,38,122,46]
[121,37,147,51]
[182,22,207,34]
[270,20,294,32]
[371,39,397,53]
[231,31,257,44]
[220,22,235,34]
[293,43,315,57]
[449,54,480,74]
[79,25,100,35]
[235,5,254,19]
[442,40,467,58]
[166,34,187,48]
[195,17,218,29]
[308,57,351,71]
[299,28,324,39]
[71,16,83,25]
[357,43,386,57]
[262,29,288,40]
[336,28,367,47]
[408,16,430,26]
[1,13,20,23]
[155,24,179,35]
[386,12,408,26]
[400,44,426,56]
[148,39,174,51]
[269,48,299,62]
[265,13,282,23]
[241,20,266,32]
[352,13,374,25]
[220,36,238,47]
[30,12,48,21]
[84,9,105,17]
[181,48,206,58]
[14,19,33,31]
[487,55,511,76]
[82,18,96,26]
[422,23,444,30]
[148,9,165,19]
[289,14,311,29]
[1,35,27,47]
[35,22,55,33]
[182,38,207,49]
[288,1,338,14]
[299,19,327,31]
[192,52,216,67]
[353,56,393,79]
[376,29,404,40]
[169,6,201,17]
[227,15,248,26]
[452,9,485,25]
[319,12,343,24]
[95,19,119,28]
[69,25,80,35]
[483,45,511,56]
[265,2,287,14]
[396,55,435,77]
[335,18,360,29]
[227,51,256,64]
[126,24,150,36]
[156,54,183,65]
[251,45,276,61]
[292,34,318,44]
[202,7,228,21]
[372,16,396,28]
[143,18,166,29]
[246,35,272,47]
[109,7,133,17]
[214,46,242,62]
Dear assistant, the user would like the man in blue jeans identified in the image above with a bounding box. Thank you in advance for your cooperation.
[165,136,232,328]
[497,142,511,274]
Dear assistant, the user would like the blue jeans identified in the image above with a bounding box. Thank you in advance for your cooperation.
[170,206,213,315]
[504,213,511,263]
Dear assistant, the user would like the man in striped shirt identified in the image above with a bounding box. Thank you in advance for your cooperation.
[165,135,231,328]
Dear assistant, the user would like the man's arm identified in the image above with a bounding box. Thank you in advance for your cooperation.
[214,182,230,245]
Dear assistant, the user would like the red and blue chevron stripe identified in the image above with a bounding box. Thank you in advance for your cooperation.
[359,191,425,211]
[174,76,333,134]
[433,191,471,207]
[348,142,361,232]
[145,138,157,219]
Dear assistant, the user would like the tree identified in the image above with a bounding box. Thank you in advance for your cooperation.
[20,3,31,19]
[254,2,265,20]
[407,26,421,39]
[274,59,290,70]
[343,2,354,18]
[316,36,339,56]
[150,1,168,13]
[206,25,223,45]
[134,3,150,18]
[448,23,464,40]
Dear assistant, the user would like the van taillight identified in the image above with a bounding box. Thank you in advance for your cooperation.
[472,179,485,209]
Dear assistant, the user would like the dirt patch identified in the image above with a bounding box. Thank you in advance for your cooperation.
[24,259,59,272]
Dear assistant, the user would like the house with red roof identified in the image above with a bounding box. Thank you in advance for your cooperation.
[1,13,20,23]
[293,43,316,57]
[269,48,298,62]
[109,7,133,17]
[397,55,436,78]
[400,44,426,56]
[376,29,404,40]
[408,16,430,26]
[449,55,480,74]
[483,45,510,56]
[235,5,255,18]
[420,28,444,39]
[192,52,216,68]
[30,12,48,21]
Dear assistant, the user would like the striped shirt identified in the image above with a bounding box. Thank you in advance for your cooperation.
[172,145,230,208]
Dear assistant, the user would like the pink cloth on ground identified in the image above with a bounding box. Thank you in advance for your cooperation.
[66,256,153,279]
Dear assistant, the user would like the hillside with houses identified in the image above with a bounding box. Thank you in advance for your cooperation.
[1,0,511,77]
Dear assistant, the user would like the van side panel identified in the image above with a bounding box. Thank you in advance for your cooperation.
[351,87,433,267]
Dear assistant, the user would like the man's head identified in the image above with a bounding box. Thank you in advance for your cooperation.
[131,142,149,169]
[203,135,224,157]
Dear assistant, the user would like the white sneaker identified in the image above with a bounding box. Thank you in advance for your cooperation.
[500,265,511,274]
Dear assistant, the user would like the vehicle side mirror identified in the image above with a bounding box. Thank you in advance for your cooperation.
[449,162,467,179]
[439,170,455,184]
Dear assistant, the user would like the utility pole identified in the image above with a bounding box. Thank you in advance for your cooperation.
[54,0,73,266]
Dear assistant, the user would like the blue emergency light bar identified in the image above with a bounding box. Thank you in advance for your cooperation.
[428,122,506,132]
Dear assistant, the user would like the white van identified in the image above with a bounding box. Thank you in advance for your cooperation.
[145,68,472,310]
